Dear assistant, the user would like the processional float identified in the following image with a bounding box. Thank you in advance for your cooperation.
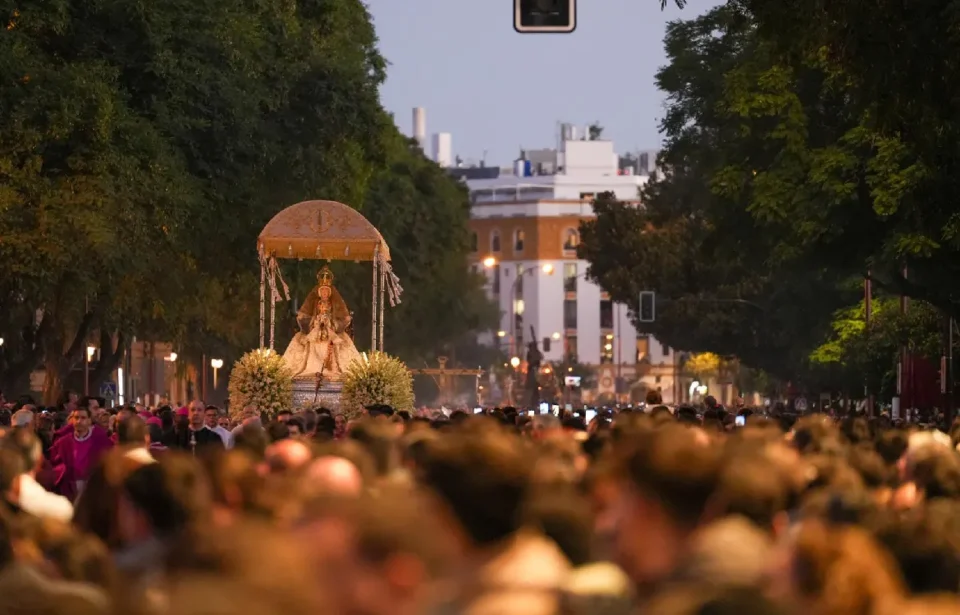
[256,200,402,408]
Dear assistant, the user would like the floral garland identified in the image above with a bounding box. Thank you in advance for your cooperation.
[227,348,294,418]
[340,351,414,419]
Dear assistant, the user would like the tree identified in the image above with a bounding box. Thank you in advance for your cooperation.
[685,352,722,380]
[0,5,203,400]
[579,4,855,382]
[810,298,943,398]
[1,0,468,401]
[737,0,960,319]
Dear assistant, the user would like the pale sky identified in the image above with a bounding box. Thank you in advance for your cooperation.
[364,0,719,167]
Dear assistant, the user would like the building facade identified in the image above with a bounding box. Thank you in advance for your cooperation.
[463,133,684,404]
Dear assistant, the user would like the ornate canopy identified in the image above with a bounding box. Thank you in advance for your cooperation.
[257,200,391,262]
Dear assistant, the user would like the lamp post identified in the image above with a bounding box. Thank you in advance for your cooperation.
[210,358,224,390]
[84,345,96,396]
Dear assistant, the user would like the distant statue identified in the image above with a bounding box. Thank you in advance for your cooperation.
[525,329,543,406]
[281,265,363,382]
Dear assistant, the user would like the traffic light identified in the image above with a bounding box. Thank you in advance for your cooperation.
[639,291,656,323]
[514,0,576,33]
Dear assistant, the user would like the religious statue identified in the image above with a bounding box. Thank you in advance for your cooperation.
[525,326,543,406]
[281,265,363,381]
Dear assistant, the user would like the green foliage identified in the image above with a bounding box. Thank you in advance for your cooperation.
[810,298,942,397]
[578,4,856,382]
[228,349,293,418]
[738,0,960,316]
[341,351,414,419]
[0,0,494,399]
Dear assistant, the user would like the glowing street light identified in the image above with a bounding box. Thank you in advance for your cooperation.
[84,345,96,396]
[510,356,521,368]
[166,352,178,362]
[551,332,561,341]
[541,263,554,274]
[497,330,507,338]
[482,256,497,268]
[210,358,224,389]
[0,338,4,346]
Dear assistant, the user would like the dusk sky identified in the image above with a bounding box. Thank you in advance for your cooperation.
[363,0,719,167]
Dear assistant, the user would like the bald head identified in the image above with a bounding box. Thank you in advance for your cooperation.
[265,439,312,474]
[307,456,363,497]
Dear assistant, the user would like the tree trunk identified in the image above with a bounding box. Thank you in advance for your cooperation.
[42,357,66,406]
[89,329,127,388]
[41,308,96,405]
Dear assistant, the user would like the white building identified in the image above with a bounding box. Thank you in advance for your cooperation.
[463,128,682,404]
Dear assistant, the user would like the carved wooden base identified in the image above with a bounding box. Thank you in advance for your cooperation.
[291,378,343,412]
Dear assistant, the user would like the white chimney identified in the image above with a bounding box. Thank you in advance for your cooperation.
[413,107,426,149]
[432,133,452,167]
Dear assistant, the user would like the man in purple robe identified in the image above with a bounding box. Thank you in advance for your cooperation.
[48,406,113,501]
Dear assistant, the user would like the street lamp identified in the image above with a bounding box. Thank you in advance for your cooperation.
[166,352,178,362]
[510,356,521,368]
[482,256,497,268]
[210,358,224,389]
[0,338,4,347]
[84,345,96,396]
[497,330,506,338]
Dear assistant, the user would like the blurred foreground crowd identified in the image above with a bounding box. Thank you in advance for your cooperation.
[0,398,959,615]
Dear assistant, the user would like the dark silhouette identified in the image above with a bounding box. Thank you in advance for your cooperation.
[525,326,543,407]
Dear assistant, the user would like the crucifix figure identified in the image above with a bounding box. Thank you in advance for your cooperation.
[525,326,543,407]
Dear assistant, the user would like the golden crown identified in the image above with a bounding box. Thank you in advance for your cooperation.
[317,265,334,286]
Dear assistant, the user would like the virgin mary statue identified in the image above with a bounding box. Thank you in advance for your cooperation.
[281,265,363,381]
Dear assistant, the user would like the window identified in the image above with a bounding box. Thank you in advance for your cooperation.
[662,343,670,356]
[470,232,478,252]
[516,264,525,297]
[515,314,524,348]
[514,229,525,253]
[470,264,478,275]
[599,299,614,329]
[492,264,500,294]
[563,229,579,252]
[579,192,596,201]
[600,336,614,364]
[636,335,650,362]
[563,299,578,329]
[564,335,578,361]
[563,263,577,293]
[491,230,501,253]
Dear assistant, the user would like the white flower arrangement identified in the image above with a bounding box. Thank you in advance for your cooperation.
[340,351,414,419]
[227,348,294,418]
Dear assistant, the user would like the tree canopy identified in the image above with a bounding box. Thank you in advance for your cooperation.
[595,0,960,395]
[0,0,494,401]
[579,4,857,383]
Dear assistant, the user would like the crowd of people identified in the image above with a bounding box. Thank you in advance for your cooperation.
[0,390,957,615]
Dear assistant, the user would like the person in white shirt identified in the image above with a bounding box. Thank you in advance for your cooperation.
[205,406,234,449]
[2,427,73,522]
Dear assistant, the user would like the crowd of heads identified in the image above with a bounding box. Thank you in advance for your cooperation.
[0,388,959,615]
